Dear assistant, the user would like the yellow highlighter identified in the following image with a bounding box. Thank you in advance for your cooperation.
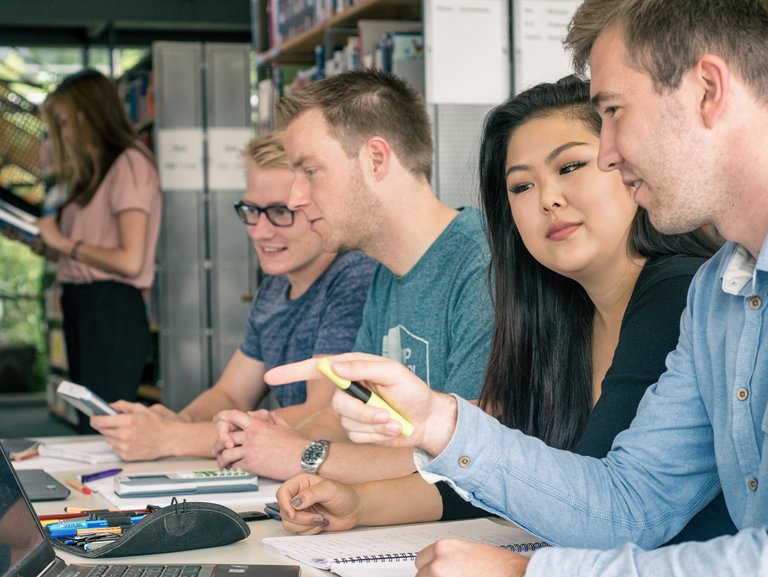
[317,357,414,437]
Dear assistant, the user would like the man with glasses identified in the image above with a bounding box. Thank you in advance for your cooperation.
[91,131,375,460]
[212,70,494,483]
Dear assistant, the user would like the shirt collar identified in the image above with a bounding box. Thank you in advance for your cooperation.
[720,236,768,295]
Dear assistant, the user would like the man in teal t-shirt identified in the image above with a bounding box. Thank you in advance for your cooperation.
[213,69,493,483]
[354,208,491,400]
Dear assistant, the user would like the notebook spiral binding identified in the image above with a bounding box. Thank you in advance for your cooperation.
[501,541,550,553]
[332,553,418,564]
[331,541,549,564]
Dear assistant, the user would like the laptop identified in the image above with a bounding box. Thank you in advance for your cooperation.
[0,446,301,577]
[16,470,70,502]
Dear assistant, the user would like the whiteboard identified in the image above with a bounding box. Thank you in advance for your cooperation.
[513,0,581,93]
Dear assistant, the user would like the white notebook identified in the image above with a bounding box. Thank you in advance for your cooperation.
[261,518,549,574]
[38,439,122,464]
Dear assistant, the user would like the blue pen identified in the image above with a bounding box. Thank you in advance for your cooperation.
[79,468,123,483]
[48,515,144,536]
[84,539,117,552]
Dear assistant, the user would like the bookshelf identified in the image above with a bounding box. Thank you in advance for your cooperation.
[251,0,511,208]
[255,0,422,65]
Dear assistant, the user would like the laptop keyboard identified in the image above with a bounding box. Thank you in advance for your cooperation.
[75,565,201,577]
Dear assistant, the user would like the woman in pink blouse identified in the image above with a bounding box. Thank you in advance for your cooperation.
[39,69,161,433]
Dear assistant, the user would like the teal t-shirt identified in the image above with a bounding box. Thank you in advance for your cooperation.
[353,208,493,399]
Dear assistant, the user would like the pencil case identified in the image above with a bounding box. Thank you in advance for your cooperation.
[51,499,250,558]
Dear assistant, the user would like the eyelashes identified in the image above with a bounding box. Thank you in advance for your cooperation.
[507,160,589,195]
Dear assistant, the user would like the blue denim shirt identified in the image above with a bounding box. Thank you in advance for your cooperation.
[417,239,768,576]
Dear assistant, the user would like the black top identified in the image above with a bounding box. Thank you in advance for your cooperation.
[438,254,737,543]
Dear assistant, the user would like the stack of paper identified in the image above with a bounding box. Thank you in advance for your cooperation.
[38,439,122,464]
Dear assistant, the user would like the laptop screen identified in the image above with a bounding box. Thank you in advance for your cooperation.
[0,446,55,577]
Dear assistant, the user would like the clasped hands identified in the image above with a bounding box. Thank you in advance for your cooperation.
[213,408,308,479]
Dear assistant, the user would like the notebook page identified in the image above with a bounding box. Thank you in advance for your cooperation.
[261,518,546,569]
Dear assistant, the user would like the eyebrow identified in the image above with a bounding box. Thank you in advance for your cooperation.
[505,141,589,178]
[590,91,619,107]
[289,156,309,170]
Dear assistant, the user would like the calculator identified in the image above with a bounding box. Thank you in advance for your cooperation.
[56,380,118,416]
[114,469,259,497]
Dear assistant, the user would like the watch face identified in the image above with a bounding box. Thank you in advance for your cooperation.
[304,443,325,464]
[302,440,330,473]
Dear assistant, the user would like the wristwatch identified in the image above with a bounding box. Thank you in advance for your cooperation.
[301,440,331,474]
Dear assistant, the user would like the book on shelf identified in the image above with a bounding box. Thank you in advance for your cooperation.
[261,518,549,576]
[381,31,425,94]
[356,19,422,66]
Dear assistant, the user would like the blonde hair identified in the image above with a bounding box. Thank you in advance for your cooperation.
[242,131,289,170]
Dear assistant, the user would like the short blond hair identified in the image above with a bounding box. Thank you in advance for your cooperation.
[242,130,290,169]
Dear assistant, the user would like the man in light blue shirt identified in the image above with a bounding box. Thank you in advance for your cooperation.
[272,1,768,575]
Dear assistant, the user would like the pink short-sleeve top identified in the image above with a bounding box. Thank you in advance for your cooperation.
[57,148,162,289]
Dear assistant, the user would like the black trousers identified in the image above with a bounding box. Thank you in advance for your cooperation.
[61,281,150,433]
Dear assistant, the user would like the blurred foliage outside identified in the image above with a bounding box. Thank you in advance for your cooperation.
[0,238,46,389]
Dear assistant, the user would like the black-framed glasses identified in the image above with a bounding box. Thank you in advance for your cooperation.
[234,201,295,227]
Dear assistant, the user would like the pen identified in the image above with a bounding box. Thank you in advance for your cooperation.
[317,358,414,437]
[65,478,92,495]
[46,515,144,531]
[79,468,123,483]
[49,526,123,539]
[12,448,40,461]
[38,512,89,522]
[65,506,157,514]
[83,539,117,552]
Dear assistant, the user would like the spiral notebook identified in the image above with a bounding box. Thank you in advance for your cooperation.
[261,518,549,575]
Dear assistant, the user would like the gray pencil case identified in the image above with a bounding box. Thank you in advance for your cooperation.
[52,499,250,558]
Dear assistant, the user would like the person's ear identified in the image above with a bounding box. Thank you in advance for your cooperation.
[695,54,729,129]
[365,136,391,182]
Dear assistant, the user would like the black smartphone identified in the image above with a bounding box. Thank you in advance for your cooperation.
[263,502,282,521]
[239,510,270,522]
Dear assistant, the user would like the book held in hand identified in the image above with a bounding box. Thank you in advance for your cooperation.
[0,197,39,242]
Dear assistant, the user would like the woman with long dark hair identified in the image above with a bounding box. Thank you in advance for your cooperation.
[270,76,734,544]
[38,69,161,432]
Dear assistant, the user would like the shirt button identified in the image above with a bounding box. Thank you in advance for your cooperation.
[749,296,762,310]
[736,387,749,401]
[748,478,759,492]
[458,456,471,468]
